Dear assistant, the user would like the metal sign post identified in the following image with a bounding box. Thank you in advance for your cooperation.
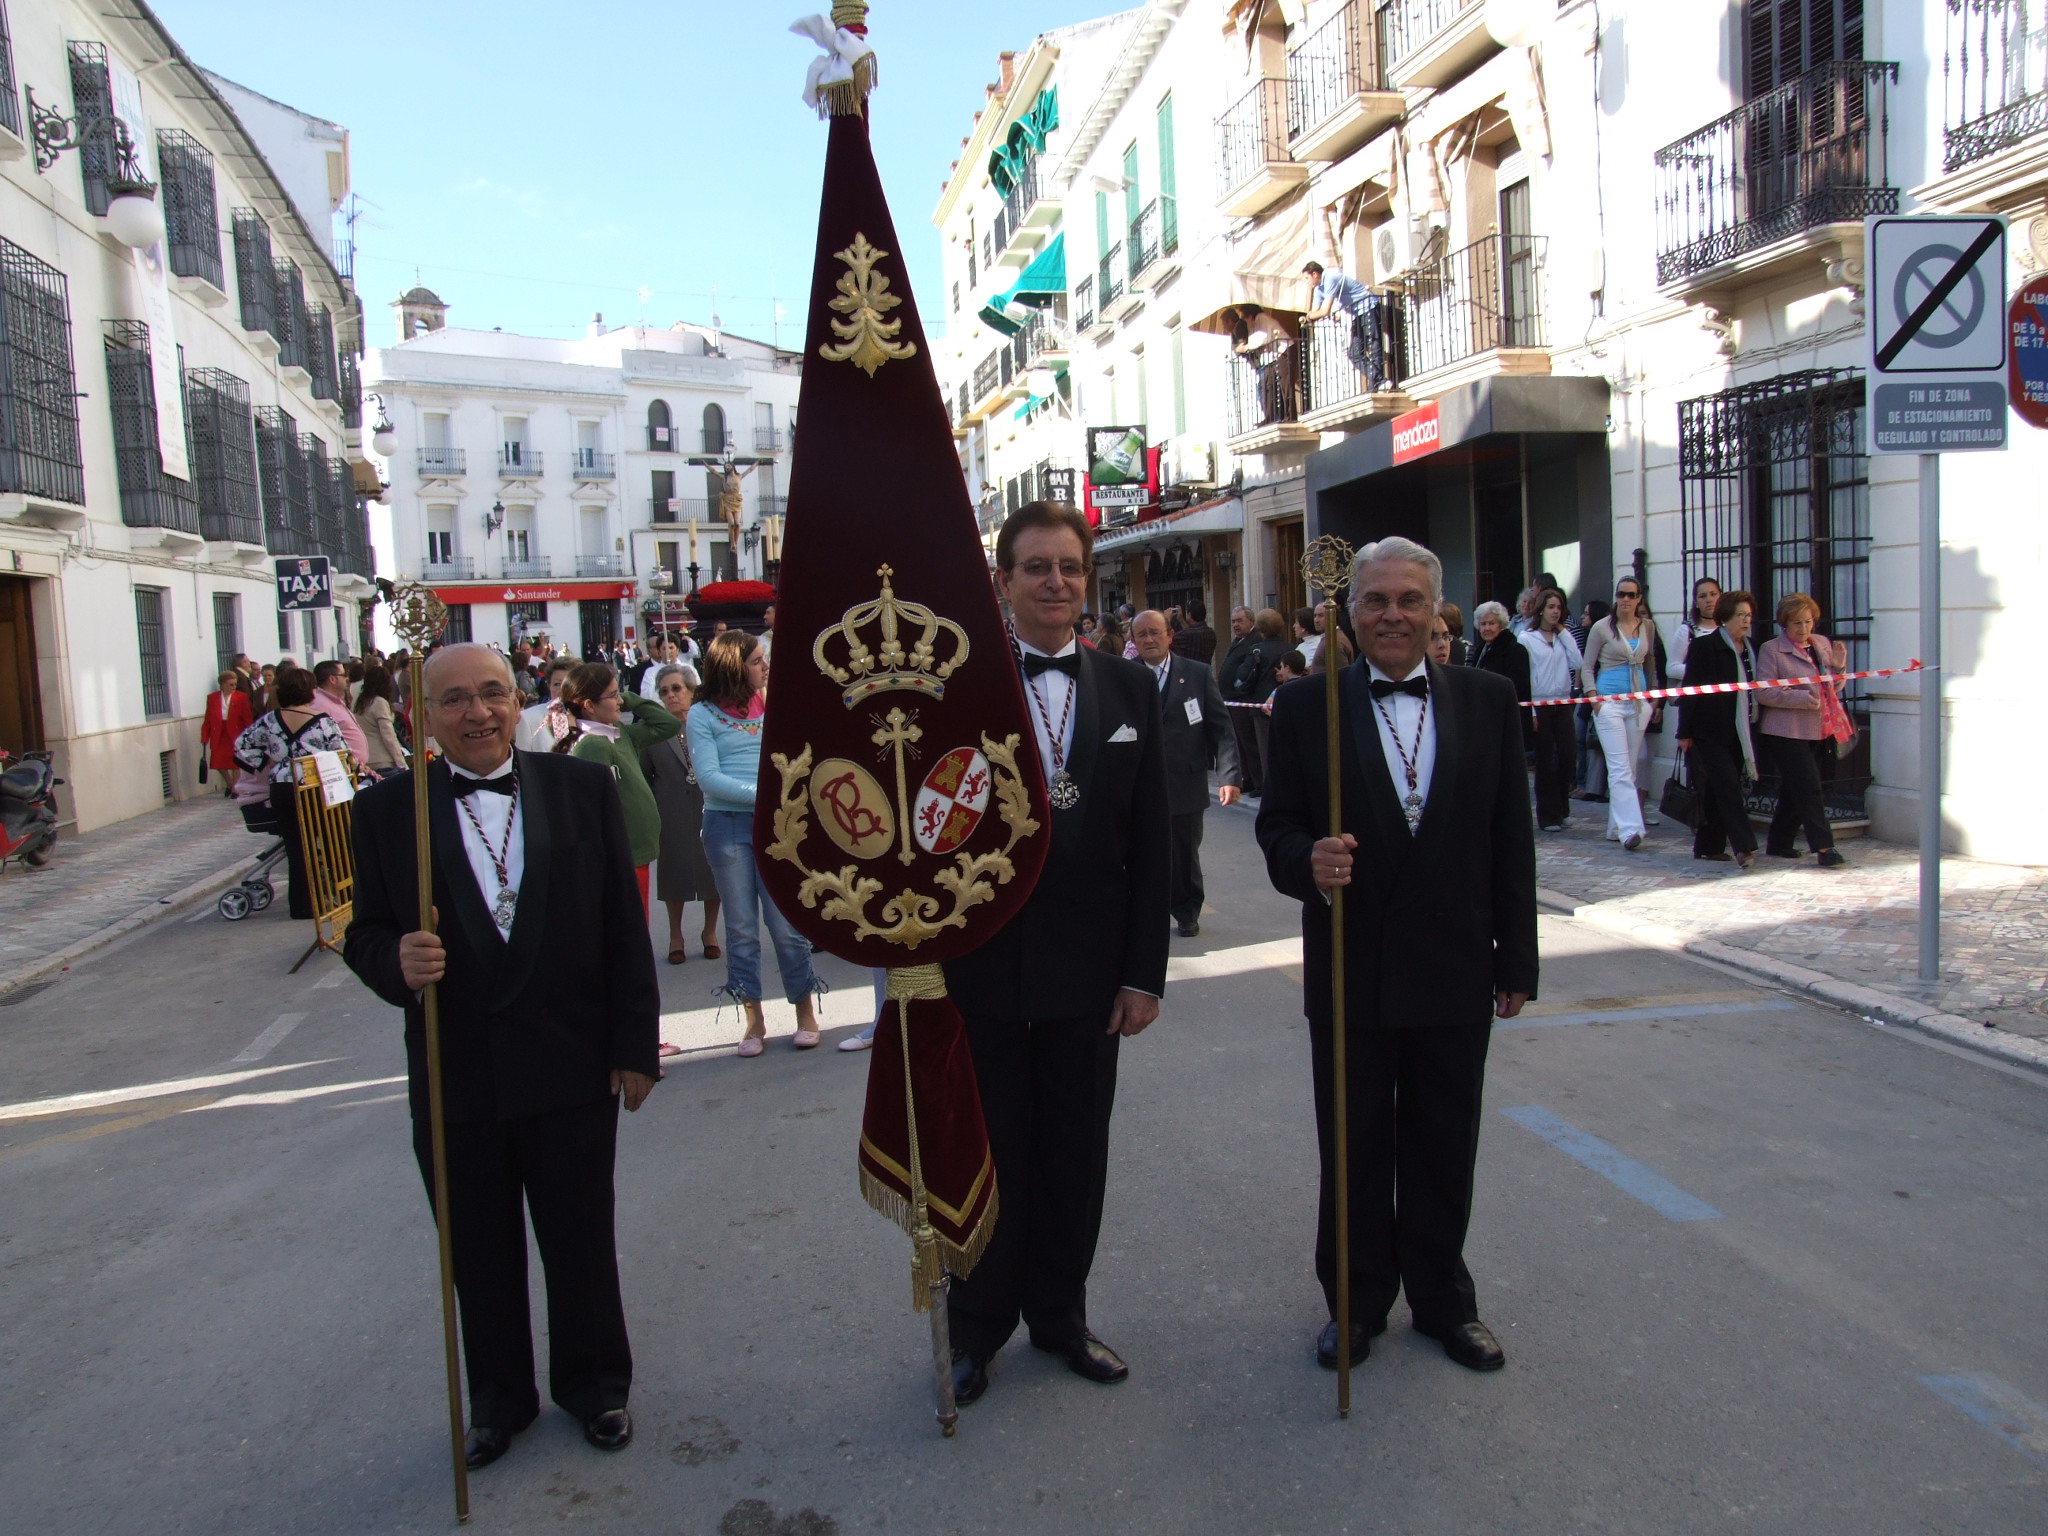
[1865,215,2009,985]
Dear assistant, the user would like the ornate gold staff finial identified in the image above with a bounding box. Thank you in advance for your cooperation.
[390,582,451,651]
[1301,535,1357,604]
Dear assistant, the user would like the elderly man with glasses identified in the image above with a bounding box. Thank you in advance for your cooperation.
[345,642,661,1472]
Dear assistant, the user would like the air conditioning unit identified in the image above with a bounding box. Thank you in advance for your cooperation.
[1373,214,1444,280]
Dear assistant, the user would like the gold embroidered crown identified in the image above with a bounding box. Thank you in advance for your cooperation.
[812,564,970,708]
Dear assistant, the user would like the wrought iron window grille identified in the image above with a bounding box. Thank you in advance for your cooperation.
[255,405,305,554]
[26,43,155,208]
[306,304,337,400]
[231,210,276,337]
[184,365,262,545]
[102,320,197,534]
[155,129,222,290]
[0,237,85,506]
[272,261,308,370]
[0,1,21,141]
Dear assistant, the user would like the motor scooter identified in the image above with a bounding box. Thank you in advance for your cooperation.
[0,749,62,868]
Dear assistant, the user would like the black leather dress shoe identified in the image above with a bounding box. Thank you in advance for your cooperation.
[1315,1320,1372,1370]
[1415,1319,1505,1371]
[1033,1330,1129,1384]
[950,1349,989,1406]
[1177,920,1200,937]
[583,1408,633,1450]
[464,1427,513,1470]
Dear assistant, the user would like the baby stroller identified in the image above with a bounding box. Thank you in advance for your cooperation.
[219,781,288,920]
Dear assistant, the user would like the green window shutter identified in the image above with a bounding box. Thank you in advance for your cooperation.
[1171,328,1187,437]
[1157,94,1178,253]
[1123,143,1141,225]
[1095,188,1109,248]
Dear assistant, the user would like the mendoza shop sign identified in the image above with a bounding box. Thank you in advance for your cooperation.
[275,557,332,611]
[1390,401,1441,465]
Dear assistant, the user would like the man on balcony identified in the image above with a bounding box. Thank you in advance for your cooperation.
[1303,260,1394,393]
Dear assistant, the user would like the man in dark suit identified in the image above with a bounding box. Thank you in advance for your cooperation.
[346,643,661,1470]
[1256,536,1538,1376]
[1218,606,1269,797]
[943,501,1170,1408]
[1132,608,1241,937]
[1170,598,1218,665]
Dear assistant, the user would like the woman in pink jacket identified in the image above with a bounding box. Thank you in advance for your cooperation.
[1755,592,1849,869]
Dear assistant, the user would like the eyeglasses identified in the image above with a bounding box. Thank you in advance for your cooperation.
[1355,591,1434,617]
[432,685,517,711]
[1014,558,1090,580]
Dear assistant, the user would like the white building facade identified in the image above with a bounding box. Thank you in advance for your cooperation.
[0,0,373,833]
[367,311,800,655]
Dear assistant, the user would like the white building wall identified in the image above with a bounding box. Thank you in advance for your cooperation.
[0,0,364,832]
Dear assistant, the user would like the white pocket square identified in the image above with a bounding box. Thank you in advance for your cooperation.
[1108,724,1138,743]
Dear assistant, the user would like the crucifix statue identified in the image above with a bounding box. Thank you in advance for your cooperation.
[688,449,776,581]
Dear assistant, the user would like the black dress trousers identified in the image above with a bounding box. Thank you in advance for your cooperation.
[1531,704,1576,826]
[947,1014,1121,1359]
[1309,1020,1493,1332]
[1690,742,1757,858]
[413,1095,632,1430]
[1167,809,1207,928]
[1766,735,1835,855]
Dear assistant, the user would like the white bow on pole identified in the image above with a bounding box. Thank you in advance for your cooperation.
[791,15,877,111]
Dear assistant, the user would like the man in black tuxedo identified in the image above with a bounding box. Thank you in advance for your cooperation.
[1131,608,1240,937]
[942,502,1170,1407]
[1218,606,1271,797]
[1256,536,1537,1376]
[346,643,660,1470]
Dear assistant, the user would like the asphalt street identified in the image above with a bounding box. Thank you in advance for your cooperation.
[2,803,2044,1534]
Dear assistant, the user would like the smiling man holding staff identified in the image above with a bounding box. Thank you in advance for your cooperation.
[1256,537,1537,1380]
[345,640,660,1473]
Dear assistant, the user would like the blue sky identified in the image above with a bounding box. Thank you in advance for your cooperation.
[151,0,1117,348]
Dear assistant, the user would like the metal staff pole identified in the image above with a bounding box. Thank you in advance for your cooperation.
[1302,536,1356,1419]
[887,966,958,1437]
[392,584,469,1523]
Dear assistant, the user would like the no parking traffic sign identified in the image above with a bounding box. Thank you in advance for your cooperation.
[1866,215,2008,455]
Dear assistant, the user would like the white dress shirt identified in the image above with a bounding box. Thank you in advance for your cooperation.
[449,757,525,938]
[1149,658,1170,692]
[1367,660,1437,829]
[1015,636,1079,785]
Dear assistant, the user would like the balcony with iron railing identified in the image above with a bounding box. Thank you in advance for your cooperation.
[650,496,712,523]
[1019,310,1073,366]
[576,555,624,577]
[1215,77,1307,218]
[971,351,1004,408]
[499,445,542,478]
[754,427,783,453]
[998,155,1060,258]
[1942,0,2048,175]
[572,449,616,480]
[1097,243,1142,325]
[1128,199,1181,290]
[1289,0,1404,161]
[1225,344,1318,453]
[1298,309,1414,432]
[1654,61,1899,291]
[1400,232,1548,387]
[423,557,475,580]
[501,558,552,580]
[647,423,680,452]
[1378,0,1493,92]
[758,494,789,517]
[1074,274,1100,337]
[418,446,464,476]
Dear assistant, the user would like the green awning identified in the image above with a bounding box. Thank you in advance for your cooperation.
[978,232,1066,336]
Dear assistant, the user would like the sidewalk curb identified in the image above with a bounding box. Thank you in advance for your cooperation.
[0,854,252,1000]
[1539,887,2048,1077]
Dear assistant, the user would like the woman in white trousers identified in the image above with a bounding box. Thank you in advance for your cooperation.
[1581,576,1660,850]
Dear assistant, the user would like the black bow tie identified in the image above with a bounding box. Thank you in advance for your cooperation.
[1022,651,1080,679]
[1370,676,1429,701]
[450,772,517,798]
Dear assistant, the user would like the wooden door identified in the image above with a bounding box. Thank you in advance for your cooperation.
[1272,517,1305,617]
[0,577,45,756]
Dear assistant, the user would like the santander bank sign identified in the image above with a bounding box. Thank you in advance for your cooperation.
[1390,401,1442,466]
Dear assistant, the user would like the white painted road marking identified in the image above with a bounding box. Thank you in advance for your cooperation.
[194,1076,407,1111]
[231,1012,306,1063]
[0,1060,340,1124]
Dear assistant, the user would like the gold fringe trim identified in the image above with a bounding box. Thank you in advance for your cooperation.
[886,964,949,1002]
[858,1164,1000,1310]
[817,55,878,119]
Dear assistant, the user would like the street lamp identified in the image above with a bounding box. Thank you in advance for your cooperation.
[1484,0,1549,48]
[25,87,163,249]
[367,393,397,458]
[483,500,505,537]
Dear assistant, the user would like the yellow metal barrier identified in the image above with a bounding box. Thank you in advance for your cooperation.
[291,749,360,973]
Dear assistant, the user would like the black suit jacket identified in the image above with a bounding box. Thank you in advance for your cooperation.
[1676,630,1754,756]
[945,646,1171,1021]
[345,751,661,1123]
[1154,654,1241,816]
[1256,661,1539,1029]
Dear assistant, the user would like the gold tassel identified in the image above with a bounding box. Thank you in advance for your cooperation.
[817,54,878,118]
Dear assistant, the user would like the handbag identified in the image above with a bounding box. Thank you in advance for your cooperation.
[1659,748,1702,829]
[198,758,209,786]
[1808,644,1857,749]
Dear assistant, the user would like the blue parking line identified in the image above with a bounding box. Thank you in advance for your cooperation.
[1921,1373,2048,1470]
[1499,999,1798,1030]
[1501,1105,1723,1222]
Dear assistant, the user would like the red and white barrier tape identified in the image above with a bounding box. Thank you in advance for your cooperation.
[1525,660,1931,709]
[1219,660,1933,710]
